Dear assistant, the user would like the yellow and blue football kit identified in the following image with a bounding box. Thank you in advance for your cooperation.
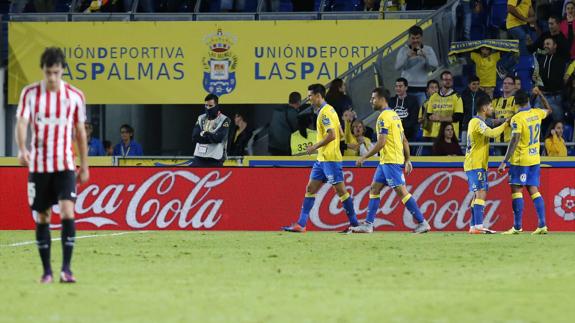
[373,108,406,188]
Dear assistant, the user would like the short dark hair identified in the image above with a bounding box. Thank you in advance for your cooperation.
[40,47,66,68]
[440,70,452,79]
[308,83,326,98]
[476,94,491,112]
[514,90,529,106]
[289,91,301,104]
[549,15,562,24]
[396,77,408,87]
[543,36,556,45]
[372,87,390,102]
[469,75,480,83]
[427,79,439,89]
[204,93,219,104]
[408,25,423,36]
[503,75,516,83]
[235,111,247,121]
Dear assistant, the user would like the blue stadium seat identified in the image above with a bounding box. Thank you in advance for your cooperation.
[244,0,259,11]
[488,0,508,31]
[563,124,574,142]
[515,55,534,93]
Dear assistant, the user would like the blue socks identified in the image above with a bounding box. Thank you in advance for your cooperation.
[512,192,524,230]
[340,193,359,227]
[402,194,424,224]
[531,192,546,228]
[366,194,380,224]
[297,194,315,227]
[472,199,485,227]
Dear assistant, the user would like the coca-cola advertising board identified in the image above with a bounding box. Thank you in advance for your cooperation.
[0,167,574,231]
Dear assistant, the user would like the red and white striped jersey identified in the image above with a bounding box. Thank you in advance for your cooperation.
[16,80,86,173]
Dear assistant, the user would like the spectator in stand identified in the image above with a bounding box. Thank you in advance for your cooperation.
[529,15,570,57]
[227,111,253,157]
[420,79,440,135]
[395,25,439,107]
[422,71,464,141]
[461,76,488,140]
[113,124,143,157]
[564,59,575,81]
[325,78,352,121]
[290,112,317,156]
[363,0,382,11]
[85,122,105,156]
[344,120,374,156]
[432,122,463,156]
[292,0,314,11]
[470,46,500,97]
[507,0,536,56]
[492,76,519,154]
[389,77,421,141]
[514,77,522,91]
[268,91,300,155]
[545,120,568,156]
[561,1,575,59]
[533,37,569,121]
[104,140,113,156]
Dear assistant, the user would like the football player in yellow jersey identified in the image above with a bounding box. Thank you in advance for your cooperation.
[498,89,552,235]
[352,87,431,234]
[282,84,359,233]
[464,95,509,234]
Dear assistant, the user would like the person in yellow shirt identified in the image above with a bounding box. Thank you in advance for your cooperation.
[470,47,501,97]
[344,119,374,156]
[563,59,575,83]
[506,0,535,56]
[544,121,568,157]
[492,76,520,154]
[282,83,359,233]
[352,87,431,234]
[498,88,552,235]
[464,94,509,234]
[423,71,464,140]
[290,112,317,156]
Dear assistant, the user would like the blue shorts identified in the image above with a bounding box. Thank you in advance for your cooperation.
[373,164,405,188]
[466,169,489,192]
[310,161,344,185]
[509,164,541,187]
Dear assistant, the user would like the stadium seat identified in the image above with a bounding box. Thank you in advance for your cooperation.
[488,0,507,31]
[515,55,534,93]
[563,124,574,142]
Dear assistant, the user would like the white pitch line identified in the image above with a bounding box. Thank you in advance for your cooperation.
[1,231,150,248]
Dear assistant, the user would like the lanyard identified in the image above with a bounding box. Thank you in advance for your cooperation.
[121,143,131,157]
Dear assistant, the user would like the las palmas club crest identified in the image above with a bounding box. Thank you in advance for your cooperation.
[202,28,238,96]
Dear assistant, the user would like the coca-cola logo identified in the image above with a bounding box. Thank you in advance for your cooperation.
[310,170,506,230]
[41,170,232,229]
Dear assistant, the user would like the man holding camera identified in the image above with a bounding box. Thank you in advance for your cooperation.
[395,25,439,107]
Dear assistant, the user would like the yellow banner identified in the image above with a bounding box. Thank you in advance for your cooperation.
[8,20,415,105]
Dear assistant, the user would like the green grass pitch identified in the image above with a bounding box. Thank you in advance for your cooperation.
[1,231,574,323]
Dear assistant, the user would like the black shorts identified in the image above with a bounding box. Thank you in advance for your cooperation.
[28,171,77,212]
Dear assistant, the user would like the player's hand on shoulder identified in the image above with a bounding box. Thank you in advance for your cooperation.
[17,149,30,167]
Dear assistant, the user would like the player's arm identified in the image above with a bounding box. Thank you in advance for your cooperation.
[307,128,335,154]
[356,133,386,166]
[498,133,520,174]
[74,121,90,184]
[532,87,553,117]
[402,134,413,175]
[479,121,508,139]
[15,118,30,166]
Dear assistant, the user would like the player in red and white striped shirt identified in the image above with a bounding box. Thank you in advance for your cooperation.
[15,47,89,284]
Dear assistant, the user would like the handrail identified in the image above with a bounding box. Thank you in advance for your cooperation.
[333,0,459,82]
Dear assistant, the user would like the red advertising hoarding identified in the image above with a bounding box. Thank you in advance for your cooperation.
[0,167,574,231]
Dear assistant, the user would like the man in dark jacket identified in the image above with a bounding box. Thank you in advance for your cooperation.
[268,92,301,155]
[389,77,420,141]
[461,75,489,135]
[534,36,569,122]
[227,111,253,157]
[528,15,570,58]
